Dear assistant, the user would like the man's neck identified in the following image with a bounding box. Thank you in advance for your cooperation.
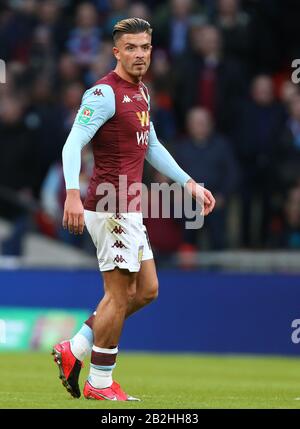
[113,66,142,85]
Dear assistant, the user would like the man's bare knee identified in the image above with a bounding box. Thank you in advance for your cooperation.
[127,287,137,303]
[142,279,159,305]
[101,292,127,314]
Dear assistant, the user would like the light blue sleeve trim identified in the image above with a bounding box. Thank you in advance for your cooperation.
[62,84,115,189]
[146,122,191,187]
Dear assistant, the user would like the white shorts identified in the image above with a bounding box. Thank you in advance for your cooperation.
[84,210,153,272]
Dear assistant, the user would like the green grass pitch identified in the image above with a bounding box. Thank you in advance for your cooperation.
[0,352,300,409]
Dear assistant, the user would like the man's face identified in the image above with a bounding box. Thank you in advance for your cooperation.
[113,32,152,78]
[187,108,212,141]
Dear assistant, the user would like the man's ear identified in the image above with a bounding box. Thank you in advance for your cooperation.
[113,46,120,61]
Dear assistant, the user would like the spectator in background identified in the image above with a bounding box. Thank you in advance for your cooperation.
[148,50,176,141]
[40,146,94,250]
[143,171,184,264]
[0,95,40,255]
[0,61,28,98]
[103,0,128,37]
[279,80,299,112]
[269,184,300,249]
[59,81,85,133]
[175,24,245,135]
[153,0,201,58]
[66,2,102,67]
[36,0,68,58]
[85,51,114,87]
[175,107,239,249]
[55,53,83,90]
[274,94,300,193]
[29,24,56,77]
[235,75,284,247]
[282,184,300,249]
[128,2,151,21]
[0,0,37,64]
[212,0,252,68]
[27,74,65,183]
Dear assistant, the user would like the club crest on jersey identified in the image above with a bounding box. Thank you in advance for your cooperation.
[133,93,143,102]
[136,111,149,127]
[78,106,94,124]
[122,95,132,103]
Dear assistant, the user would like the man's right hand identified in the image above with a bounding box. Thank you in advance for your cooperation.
[62,189,85,235]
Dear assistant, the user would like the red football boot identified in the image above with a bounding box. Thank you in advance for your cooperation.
[83,380,140,401]
[52,341,83,398]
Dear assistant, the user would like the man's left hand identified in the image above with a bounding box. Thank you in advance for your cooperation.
[186,179,216,216]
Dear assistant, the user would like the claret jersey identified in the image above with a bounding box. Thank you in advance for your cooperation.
[73,71,150,212]
[62,71,190,213]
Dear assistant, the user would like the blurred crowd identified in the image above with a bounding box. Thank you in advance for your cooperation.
[0,0,300,258]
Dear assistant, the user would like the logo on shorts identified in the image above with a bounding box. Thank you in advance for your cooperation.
[112,240,127,249]
[78,106,95,124]
[114,255,127,263]
[111,226,126,234]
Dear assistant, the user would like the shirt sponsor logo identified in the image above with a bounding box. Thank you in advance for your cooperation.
[112,240,127,249]
[78,106,95,124]
[136,110,149,127]
[122,95,132,103]
[136,130,149,146]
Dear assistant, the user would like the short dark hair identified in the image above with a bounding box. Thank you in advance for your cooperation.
[112,18,152,43]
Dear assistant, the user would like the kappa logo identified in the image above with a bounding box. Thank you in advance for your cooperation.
[114,255,127,263]
[93,88,104,96]
[122,95,132,103]
[112,240,127,249]
[136,111,150,127]
[111,226,126,234]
